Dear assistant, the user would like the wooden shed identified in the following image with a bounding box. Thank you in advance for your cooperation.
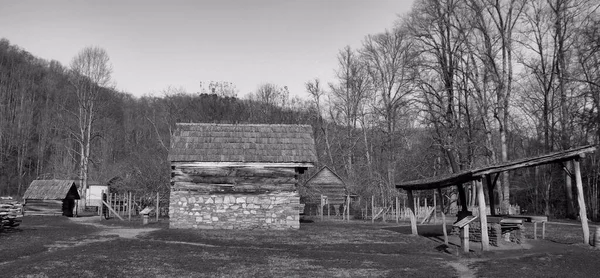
[23,180,80,217]
[302,166,349,215]
[168,123,317,230]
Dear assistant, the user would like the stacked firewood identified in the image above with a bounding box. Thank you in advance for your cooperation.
[0,198,22,231]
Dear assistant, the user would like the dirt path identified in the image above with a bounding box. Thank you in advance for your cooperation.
[69,216,159,239]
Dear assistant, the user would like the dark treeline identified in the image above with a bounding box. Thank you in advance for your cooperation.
[0,39,317,197]
[2,0,600,219]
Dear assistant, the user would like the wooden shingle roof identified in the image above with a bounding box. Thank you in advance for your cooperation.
[168,123,318,163]
[23,180,81,200]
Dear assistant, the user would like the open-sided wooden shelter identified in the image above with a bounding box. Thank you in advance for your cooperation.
[23,180,80,216]
[168,123,317,230]
[396,145,597,251]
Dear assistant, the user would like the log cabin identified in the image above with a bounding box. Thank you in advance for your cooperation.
[22,180,80,216]
[301,166,349,216]
[168,123,317,230]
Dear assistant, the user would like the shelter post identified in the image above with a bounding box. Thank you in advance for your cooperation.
[457,184,469,219]
[475,179,490,251]
[574,157,590,244]
[156,192,160,222]
[407,190,418,235]
[485,174,496,215]
[437,188,448,245]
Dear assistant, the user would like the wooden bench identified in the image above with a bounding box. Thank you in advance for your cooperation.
[503,215,548,239]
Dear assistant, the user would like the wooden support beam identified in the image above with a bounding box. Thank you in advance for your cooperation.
[407,190,418,235]
[574,158,590,244]
[475,179,490,251]
[457,184,468,213]
[437,188,448,245]
[486,174,496,216]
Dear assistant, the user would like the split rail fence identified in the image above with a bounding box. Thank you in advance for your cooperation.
[98,191,169,221]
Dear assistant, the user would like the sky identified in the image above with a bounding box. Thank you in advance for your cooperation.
[0,0,415,98]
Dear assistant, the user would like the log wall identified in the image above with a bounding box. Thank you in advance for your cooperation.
[171,165,298,194]
[24,200,63,216]
[169,164,303,229]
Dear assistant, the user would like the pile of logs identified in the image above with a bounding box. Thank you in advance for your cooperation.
[0,198,22,231]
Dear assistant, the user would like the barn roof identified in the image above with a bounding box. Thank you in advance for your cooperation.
[168,123,318,164]
[23,180,81,200]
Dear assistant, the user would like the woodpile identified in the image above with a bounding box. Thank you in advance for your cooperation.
[0,198,23,231]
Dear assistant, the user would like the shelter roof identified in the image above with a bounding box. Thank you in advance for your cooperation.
[168,123,317,164]
[397,145,597,191]
[23,180,81,200]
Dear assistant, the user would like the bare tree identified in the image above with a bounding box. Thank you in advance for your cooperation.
[329,46,372,176]
[69,46,112,210]
[469,0,525,213]
[361,24,418,200]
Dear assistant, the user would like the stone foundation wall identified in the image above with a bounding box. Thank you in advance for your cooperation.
[169,191,301,230]
[467,222,525,246]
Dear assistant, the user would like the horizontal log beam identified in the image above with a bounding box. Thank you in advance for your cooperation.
[172,172,297,185]
[175,166,297,178]
[172,182,295,193]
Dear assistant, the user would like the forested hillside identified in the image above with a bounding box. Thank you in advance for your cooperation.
[1,0,600,219]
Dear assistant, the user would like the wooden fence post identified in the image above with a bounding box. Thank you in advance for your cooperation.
[108,193,112,218]
[128,191,132,221]
[346,195,350,222]
[371,195,375,223]
[156,192,160,222]
[396,196,399,224]
[320,194,324,221]
[433,190,437,224]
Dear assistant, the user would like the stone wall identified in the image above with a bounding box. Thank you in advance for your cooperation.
[467,222,525,246]
[169,191,301,230]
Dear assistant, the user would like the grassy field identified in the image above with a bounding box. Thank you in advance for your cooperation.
[0,216,599,277]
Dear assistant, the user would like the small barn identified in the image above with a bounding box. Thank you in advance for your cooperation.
[168,123,317,230]
[302,166,349,216]
[23,180,80,217]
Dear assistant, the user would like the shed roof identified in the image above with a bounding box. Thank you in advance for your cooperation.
[23,180,81,200]
[397,145,597,191]
[168,123,318,164]
[302,166,349,204]
[304,166,346,187]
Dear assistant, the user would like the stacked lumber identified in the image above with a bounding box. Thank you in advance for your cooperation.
[0,198,23,231]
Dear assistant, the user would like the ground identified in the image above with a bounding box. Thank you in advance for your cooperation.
[0,216,599,277]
